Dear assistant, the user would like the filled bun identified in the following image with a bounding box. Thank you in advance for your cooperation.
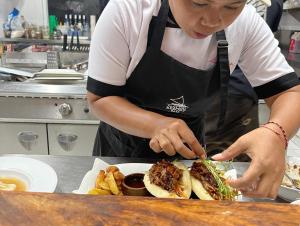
[190,160,237,201]
[144,161,191,199]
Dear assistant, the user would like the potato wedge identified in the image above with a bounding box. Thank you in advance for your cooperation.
[88,188,112,195]
[98,181,110,191]
[105,172,119,195]
[95,170,105,189]
[106,166,119,174]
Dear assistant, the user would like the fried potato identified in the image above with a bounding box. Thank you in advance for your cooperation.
[88,188,112,195]
[106,166,119,174]
[90,165,125,196]
[105,172,120,195]
[95,170,105,189]
[114,171,125,181]
[98,181,110,191]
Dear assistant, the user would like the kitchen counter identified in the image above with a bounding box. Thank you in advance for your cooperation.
[0,80,87,98]
[0,154,300,226]
[0,154,290,202]
[2,154,250,194]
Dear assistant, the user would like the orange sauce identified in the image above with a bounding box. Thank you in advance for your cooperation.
[0,178,27,191]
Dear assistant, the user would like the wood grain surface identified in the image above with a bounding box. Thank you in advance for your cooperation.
[0,191,300,226]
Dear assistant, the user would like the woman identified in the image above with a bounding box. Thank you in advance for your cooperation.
[87,0,300,198]
[205,0,284,162]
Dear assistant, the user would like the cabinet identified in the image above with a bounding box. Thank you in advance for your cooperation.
[48,124,98,156]
[0,122,98,156]
[0,122,48,154]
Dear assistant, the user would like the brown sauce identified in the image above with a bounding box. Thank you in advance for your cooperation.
[0,177,27,191]
[124,173,145,189]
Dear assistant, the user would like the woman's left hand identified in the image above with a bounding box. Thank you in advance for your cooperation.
[212,127,286,198]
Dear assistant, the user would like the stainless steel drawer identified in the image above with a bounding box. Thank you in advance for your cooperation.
[0,122,48,154]
[48,124,98,156]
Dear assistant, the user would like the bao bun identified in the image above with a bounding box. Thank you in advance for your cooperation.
[143,161,191,199]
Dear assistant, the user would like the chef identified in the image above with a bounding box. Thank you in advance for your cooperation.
[87,0,300,198]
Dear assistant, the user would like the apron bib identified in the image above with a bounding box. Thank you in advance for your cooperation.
[93,0,231,158]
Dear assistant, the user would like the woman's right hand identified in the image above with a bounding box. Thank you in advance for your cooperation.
[149,118,206,159]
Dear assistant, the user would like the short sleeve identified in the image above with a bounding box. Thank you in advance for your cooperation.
[238,9,299,99]
[87,0,130,97]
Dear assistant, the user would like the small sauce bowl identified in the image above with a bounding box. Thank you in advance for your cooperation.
[121,173,149,196]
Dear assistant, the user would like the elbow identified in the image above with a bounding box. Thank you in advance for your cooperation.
[87,91,103,111]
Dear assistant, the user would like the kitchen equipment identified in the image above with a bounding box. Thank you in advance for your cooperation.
[0,81,99,156]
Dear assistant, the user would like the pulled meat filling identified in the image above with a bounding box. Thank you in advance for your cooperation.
[190,162,222,200]
[149,160,183,196]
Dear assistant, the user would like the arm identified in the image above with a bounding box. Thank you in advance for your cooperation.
[212,7,300,198]
[87,92,206,159]
[265,84,300,139]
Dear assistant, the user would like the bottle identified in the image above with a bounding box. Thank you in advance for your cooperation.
[82,15,90,38]
[74,14,78,26]
[77,14,83,37]
[68,14,73,36]
[64,14,69,27]
[90,15,96,38]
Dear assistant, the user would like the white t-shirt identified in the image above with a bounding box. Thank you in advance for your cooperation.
[88,0,294,90]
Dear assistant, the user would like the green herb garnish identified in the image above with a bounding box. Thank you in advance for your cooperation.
[202,160,237,200]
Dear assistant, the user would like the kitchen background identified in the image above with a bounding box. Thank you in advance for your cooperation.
[0,0,299,157]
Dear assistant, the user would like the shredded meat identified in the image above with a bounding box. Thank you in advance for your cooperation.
[149,160,183,196]
[190,162,222,200]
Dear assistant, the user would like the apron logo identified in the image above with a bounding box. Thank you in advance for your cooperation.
[166,96,189,113]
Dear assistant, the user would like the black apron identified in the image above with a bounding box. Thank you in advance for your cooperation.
[93,0,231,159]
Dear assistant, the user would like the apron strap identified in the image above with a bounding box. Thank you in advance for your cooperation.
[149,0,169,50]
[216,31,230,129]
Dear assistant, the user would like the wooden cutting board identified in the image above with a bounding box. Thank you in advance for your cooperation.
[0,191,300,226]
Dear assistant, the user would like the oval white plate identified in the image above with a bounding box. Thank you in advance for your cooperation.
[278,156,300,202]
[72,159,238,196]
[0,156,57,192]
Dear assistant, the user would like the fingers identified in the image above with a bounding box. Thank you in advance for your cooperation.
[149,137,162,153]
[228,160,263,189]
[178,128,206,159]
[211,138,246,161]
[269,177,283,199]
[268,171,284,198]
[156,134,176,156]
[165,131,197,159]
[242,174,276,198]
[150,133,197,159]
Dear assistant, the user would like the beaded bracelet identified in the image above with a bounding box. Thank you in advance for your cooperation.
[268,121,288,143]
[261,121,288,150]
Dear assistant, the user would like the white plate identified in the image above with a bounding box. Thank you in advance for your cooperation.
[33,69,84,81]
[0,156,57,192]
[278,156,300,202]
[73,159,237,195]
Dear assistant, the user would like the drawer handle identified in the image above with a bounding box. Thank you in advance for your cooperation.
[57,133,78,151]
[18,131,39,151]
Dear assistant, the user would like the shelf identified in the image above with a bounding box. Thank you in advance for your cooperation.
[283,6,300,11]
[279,25,300,31]
[0,38,91,45]
[281,49,300,70]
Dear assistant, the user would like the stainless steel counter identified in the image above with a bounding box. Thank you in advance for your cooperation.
[0,154,285,203]
[0,80,87,98]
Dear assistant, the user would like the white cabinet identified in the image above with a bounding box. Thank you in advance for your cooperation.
[0,122,48,154]
[48,124,98,156]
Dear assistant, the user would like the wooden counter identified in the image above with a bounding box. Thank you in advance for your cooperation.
[1,191,299,226]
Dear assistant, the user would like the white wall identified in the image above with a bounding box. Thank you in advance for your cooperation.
[20,0,48,27]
